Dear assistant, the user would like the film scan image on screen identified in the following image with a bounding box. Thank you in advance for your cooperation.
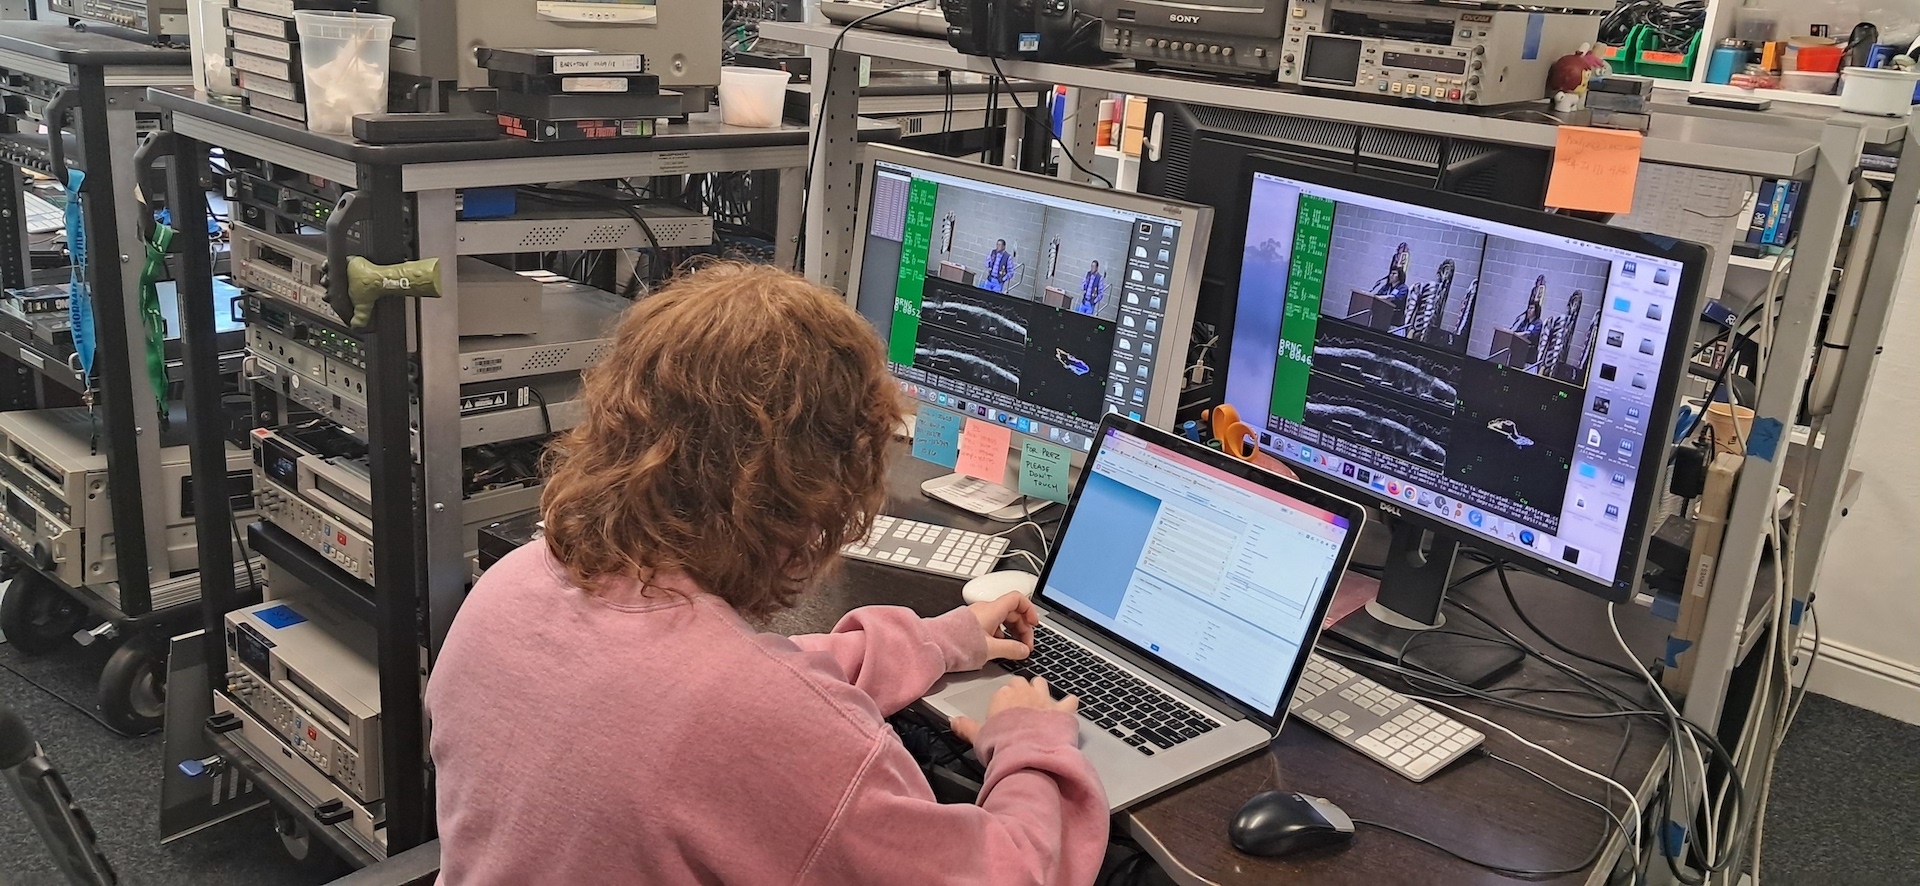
[1224,170,1687,588]
[855,159,1188,452]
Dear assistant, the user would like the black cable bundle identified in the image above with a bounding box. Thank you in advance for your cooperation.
[1599,0,1707,51]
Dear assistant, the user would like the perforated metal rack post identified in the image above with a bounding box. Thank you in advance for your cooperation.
[153,87,897,864]
[765,20,1920,885]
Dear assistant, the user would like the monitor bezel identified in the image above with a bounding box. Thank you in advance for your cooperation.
[1032,412,1367,727]
[1233,155,1710,602]
[850,144,1215,461]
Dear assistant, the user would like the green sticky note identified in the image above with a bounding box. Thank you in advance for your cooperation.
[1019,439,1073,504]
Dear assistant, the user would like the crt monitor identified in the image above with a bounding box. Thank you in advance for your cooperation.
[1220,157,1707,683]
[850,145,1212,457]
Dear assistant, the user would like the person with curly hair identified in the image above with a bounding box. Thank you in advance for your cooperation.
[427,263,1106,885]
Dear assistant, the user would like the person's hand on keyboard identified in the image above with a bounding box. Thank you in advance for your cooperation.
[949,676,1080,745]
[968,592,1038,663]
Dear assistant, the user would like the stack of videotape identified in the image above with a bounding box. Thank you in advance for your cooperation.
[226,0,373,123]
[478,48,681,143]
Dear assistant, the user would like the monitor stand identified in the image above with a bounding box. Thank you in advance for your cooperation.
[1325,521,1524,689]
[922,474,1058,523]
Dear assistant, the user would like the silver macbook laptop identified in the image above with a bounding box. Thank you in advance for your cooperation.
[923,415,1365,810]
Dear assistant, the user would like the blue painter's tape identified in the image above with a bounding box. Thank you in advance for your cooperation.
[1746,417,1785,462]
[255,605,307,629]
[1650,591,1680,622]
[1664,822,1688,858]
[1790,598,1805,626]
[1524,13,1545,60]
[1663,636,1692,669]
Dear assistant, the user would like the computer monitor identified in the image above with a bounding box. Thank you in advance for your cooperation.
[850,146,1212,458]
[1219,157,1707,685]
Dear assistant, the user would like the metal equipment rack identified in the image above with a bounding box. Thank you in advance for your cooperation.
[148,88,894,865]
[763,20,1919,885]
[0,22,204,736]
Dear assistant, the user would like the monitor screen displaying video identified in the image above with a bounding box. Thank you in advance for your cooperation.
[1224,169,1689,587]
[854,158,1191,452]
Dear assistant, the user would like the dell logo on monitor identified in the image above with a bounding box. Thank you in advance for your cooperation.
[1169,13,1201,23]
[1379,503,1405,518]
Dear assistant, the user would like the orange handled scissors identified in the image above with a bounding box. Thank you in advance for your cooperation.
[1204,403,1260,462]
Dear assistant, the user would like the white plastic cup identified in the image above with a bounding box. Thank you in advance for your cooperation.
[719,66,792,128]
[294,11,394,135]
[1838,67,1920,117]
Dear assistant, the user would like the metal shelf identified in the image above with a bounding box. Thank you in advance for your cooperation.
[247,520,377,625]
[758,22,1868,178]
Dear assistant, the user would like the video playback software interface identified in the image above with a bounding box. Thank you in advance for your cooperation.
[1225,171,1685,586]
[856,160,1185,452]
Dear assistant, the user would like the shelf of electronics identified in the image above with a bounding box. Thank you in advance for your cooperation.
[228,215,633,587]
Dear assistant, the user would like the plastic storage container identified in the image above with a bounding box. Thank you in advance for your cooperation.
[718,66,792,128]
[294,11,394,135]
[1780,70,1839,94]
[189,0,240,97]
[1632,29,1699,80]
[1794,44,1845,73]
[1839,67,1920,116]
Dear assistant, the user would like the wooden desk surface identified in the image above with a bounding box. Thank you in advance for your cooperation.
[758,447,1669,886]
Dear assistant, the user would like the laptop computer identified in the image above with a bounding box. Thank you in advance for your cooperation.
[922,414,1366,810]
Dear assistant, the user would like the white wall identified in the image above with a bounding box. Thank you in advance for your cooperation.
[1808,218,1920,725]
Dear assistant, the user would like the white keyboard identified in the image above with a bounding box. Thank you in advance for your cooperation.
[841,515,1010,579]
[24,191,62,234]
[1288,653,1485,782]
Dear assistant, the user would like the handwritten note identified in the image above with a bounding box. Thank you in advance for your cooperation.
[955,419,1013,483]
[1544,126,1644,215]
[911,406,964,469]
[1019,440,1073,504]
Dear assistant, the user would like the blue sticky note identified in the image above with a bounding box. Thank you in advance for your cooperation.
[1019,439,1074,504]
[912,406,963,469]
[255,605,307,629]
[1746,417,1784,462]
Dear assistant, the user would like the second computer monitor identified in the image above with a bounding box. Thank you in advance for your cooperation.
[1221,158,1707,601]
[850,146,1212,454]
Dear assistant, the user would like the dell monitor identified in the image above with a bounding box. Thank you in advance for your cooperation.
[1220,157,1707,685]
[850,146,1212,513]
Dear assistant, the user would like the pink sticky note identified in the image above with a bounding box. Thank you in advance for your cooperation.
[955,419,1013,483]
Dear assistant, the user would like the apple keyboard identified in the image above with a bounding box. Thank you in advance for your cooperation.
[1288,652,1485,782]
[840,515,1009,579]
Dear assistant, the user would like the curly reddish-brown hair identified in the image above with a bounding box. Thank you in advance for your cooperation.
[540,263,903,615]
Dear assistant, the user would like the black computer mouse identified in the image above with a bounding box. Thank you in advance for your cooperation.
[1228,791,1356,858]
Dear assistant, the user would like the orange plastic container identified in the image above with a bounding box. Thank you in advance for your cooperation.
[1795,45,1845,72]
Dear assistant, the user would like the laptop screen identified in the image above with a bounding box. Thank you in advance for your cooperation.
[1042,426,1353,714]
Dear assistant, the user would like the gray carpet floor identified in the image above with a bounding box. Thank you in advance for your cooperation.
[4,626,1917,883]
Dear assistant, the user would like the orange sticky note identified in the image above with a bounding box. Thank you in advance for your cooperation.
[1544,126,1643,215]
[955,419,1013,483]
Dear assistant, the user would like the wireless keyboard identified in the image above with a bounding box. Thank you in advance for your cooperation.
[1288,653,1485,782]
[840,514,1009,580]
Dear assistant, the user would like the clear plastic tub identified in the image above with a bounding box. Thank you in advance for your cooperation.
[719,66,792,128]
[189,0,240,97]
[294,11,394,135]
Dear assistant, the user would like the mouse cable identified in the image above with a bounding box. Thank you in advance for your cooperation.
[1408,694,1644,864]
[1483,749,1637,873]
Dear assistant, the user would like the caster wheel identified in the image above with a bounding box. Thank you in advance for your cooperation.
[273,808,347,874]
[0,570,88,655]
[98,635,166,736]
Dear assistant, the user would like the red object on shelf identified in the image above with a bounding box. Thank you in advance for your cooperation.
[1795,45,1844,72]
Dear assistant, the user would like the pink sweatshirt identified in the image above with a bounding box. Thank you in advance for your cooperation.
[426,542,1109,885]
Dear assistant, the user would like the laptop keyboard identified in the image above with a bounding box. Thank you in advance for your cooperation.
[1003,623,1221,756]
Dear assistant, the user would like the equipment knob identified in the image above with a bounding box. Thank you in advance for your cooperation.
[1473,45,1485,55]
[1472,59,1483,70]
[1284,54,1296,63]
[1183,42,1195,51]
[29,542,52,570]
[1223,46,1234,56]
[1468,74,1481,85]
[1209,45,1220,54]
